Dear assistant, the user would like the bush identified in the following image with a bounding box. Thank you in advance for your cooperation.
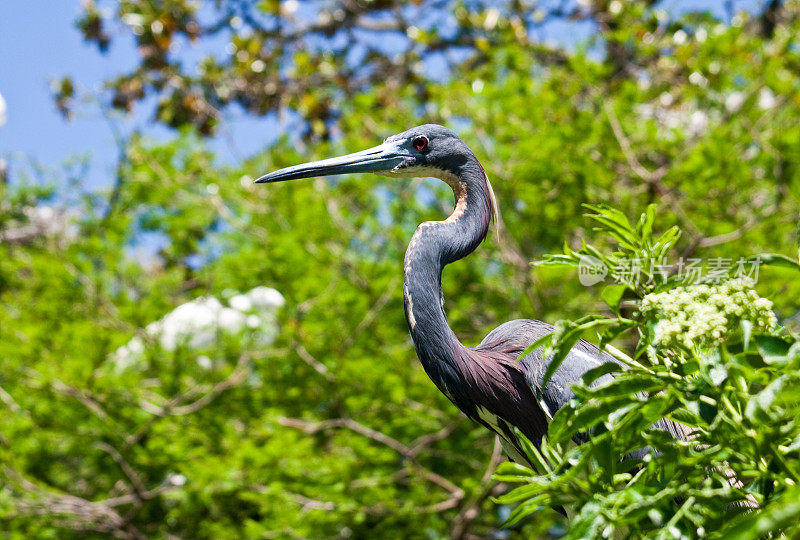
[496,206,800,538]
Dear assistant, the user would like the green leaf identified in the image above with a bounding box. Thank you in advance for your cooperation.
[514,428,556,474]
[653,226,681,261]
[601,284,627,313]
[493,461,533,477]
[541,317,618,387]
[740,320,753,350]
[639,204,657,242]
[517,332,554,364]
[580,361,623,386]
[745,375,787,421]
[549,396,632,444]
[588,373,661,400]
[494,480,551,503]
[720,486,800,539]
[583,204,641,251]
[598,323,634,352]
[503,498,552,527]
[748,253,800,271]
[541,331,585,388]
[755,335,792,364]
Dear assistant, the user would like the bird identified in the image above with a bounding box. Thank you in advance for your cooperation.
[255,124,687,468]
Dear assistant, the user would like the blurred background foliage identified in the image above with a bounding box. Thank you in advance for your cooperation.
[2,0,799,538]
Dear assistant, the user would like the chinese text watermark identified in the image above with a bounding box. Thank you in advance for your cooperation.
[577,256,762,287]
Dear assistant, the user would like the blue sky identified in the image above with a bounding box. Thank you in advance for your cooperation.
[0,0,767,193]
[0,1,275,191]
[0,2,129,188]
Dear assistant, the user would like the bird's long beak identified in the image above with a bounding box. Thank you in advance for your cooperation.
[254,140,408,183]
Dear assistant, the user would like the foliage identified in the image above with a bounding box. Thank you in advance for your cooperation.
[0,137,520,538]
[2,0,800,538]
[498,206,800,538]
[69,0,571,136]
[65,1,795,140]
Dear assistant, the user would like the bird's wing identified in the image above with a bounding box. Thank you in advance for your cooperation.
[476,318,690,443]
[476,319,610,418]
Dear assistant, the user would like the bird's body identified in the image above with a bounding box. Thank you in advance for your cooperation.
[256,124,686,470]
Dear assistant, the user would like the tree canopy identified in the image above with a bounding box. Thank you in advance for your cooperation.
[2,0,799,538]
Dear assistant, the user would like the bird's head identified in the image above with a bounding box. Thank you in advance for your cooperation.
[256,124,467,183]
[255,124,499,226]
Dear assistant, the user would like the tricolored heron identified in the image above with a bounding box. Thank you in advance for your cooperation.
[255,124,686,467]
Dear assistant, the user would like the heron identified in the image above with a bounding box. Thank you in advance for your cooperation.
[255,124,687,468]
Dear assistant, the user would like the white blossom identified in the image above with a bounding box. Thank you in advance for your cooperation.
[244,286,285,309]
[636,102,709,139]
[687,110,708,136]
[165,473,187,486]
[196,355,213,369]
[758,87,777,110]
[229,294,253,312]
[641,280,777,349]
[725,92,746,113]
[111,286,284,369]
[688,72,707,87]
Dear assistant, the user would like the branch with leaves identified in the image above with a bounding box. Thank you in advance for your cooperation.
[496,205,800,538]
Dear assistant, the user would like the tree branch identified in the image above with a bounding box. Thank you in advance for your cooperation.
[279,416,465,499]
[138,355,251,416]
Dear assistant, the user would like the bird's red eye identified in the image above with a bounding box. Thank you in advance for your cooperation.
[413,136,428,151]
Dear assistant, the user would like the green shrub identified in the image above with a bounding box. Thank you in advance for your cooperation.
[496,206,800,539]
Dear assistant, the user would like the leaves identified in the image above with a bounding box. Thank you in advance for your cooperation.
[5,0,800,538]
[540,317,622,387]
[747,253,800,272]
[755,335,793,364]
[0,137,515,539]
[601,284,628,314]
[720,486,800,540]
[535,205,685,295]
[506,205,800,537]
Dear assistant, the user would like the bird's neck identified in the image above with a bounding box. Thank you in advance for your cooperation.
[403,159,492,398]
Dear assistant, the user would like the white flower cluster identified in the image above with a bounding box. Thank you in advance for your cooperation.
[23,205,80,240]
[635,100,709,139]
[112,286,284,370]
[640,280,777,349]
